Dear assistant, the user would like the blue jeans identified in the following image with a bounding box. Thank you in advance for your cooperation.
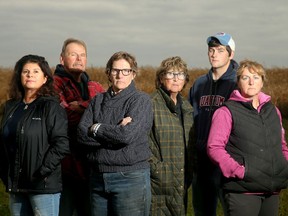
[90,168,151,216]
[9,192,60,216]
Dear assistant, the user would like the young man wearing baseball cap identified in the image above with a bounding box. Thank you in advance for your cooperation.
[188,32,238,216]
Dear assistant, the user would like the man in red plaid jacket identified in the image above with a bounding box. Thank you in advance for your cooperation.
[54,38,105,216]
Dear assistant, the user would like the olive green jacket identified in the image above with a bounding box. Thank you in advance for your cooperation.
[149,88,194,216]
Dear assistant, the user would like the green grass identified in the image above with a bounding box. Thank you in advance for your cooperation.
[186,186,224,216]
[0,181,9,215]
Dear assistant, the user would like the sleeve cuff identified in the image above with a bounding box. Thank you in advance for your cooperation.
[91,123,101,137]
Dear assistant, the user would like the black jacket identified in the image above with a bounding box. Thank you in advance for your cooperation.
[188,60,238,154]
[0,96,69,193]
[223,100,288,192]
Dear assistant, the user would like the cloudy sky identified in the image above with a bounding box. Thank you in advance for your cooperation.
[0,0,287,69]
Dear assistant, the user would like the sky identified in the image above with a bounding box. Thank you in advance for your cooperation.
[0,0,287,69]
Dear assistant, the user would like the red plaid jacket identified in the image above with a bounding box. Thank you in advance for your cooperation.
[53,66,105,127]
[53,65,105,180]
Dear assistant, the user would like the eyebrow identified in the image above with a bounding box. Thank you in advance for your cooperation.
[209,47,225,50]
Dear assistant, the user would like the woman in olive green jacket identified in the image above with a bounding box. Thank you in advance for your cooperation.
[149,56,194,216]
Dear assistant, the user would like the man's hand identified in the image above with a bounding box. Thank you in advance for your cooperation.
[69,101,84,113]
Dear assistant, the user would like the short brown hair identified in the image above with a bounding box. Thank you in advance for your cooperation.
[61,38,87,56]
[237,59,266,82]
[155,56,189,89]
[105,51,138,75]
[208,39,233,56]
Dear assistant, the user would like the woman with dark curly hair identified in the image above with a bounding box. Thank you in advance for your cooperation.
[0,54,69,216]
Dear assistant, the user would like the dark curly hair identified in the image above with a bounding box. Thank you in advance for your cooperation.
[8,54,58,99]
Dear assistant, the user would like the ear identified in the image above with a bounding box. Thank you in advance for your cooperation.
[229,51,235,60]
[43,76,48,84]
[132,72,136,80]
[260,80,264,89]
[159,76,165,85]
[60,54,64,65]
[107,73,112,83]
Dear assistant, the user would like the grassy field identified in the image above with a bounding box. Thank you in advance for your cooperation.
[0,182,9,215]
[0,66,288,215]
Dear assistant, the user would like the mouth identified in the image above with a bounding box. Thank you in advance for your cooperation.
[73,63,83,67]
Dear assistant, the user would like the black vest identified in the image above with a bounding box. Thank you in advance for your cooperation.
[222,100,288,193]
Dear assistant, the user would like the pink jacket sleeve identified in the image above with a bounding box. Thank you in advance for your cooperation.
[207,107,245,179]
[276,108,288,161]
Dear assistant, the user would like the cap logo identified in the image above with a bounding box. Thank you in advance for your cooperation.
[216,32,225,36]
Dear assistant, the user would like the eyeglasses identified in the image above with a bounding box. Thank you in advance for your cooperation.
[164,72,186,80]
[110,68,133,76]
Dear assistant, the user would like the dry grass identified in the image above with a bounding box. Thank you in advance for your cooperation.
[85,66,207,97]
[0,67,11,104]
[87,66,288,117]
[1,66,288,118]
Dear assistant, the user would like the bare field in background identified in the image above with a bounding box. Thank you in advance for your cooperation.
[1,66,287,118]
[0,66,288,215]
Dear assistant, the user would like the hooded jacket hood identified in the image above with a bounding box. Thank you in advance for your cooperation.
[207,59,238,81]
[54,64,89,83]
[229,89,271,106]
[54,64,90,100]
[188,59,238,153]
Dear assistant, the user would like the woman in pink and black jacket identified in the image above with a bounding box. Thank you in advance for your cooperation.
[207,59,288,216]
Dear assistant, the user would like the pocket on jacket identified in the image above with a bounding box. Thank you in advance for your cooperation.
[150,161,174,195]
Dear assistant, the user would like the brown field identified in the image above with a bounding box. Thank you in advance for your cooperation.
[1,66,287,118]
[0,66,288,215]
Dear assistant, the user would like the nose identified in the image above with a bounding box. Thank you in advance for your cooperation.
[26,71,33,77]
[115,70,124,78]
[76,54,82,60]
[249,77,254,85]
[210,49,216,57]
[173,74,179,81]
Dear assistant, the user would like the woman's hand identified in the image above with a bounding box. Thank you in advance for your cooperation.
[120,117,132,126]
